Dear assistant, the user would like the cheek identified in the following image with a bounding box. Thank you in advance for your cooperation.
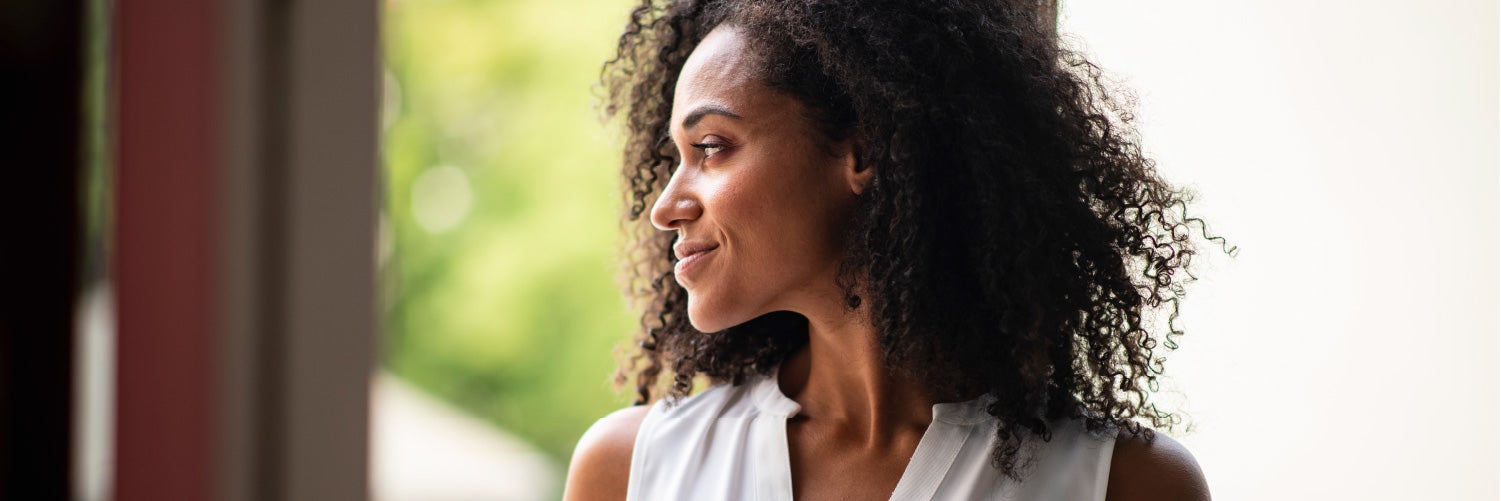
[717,161,847,276]
[712,180,785,265]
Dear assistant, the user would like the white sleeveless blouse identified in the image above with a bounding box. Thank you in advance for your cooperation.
[625,365,1117,500]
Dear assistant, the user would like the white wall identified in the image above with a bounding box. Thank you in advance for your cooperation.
[1058,1,1498,499]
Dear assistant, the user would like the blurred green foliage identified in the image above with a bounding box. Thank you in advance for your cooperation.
[382,0,639,472]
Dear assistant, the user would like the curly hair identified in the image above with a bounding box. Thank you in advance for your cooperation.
[601,0,1235,477]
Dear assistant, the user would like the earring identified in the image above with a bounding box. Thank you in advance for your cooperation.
[845,292,862,309]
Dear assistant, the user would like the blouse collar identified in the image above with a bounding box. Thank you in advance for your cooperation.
[750,363,998,425]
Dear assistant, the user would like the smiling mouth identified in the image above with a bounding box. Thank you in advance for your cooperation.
[674,245,718,280]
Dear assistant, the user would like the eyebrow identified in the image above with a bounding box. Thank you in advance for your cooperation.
[668,104,743,143]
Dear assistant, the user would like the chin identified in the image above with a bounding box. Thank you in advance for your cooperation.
[685,296,742,333]
[686,306,728,333]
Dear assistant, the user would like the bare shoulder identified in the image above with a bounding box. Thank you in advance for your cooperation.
[562,405,653,501]
[1105,428,1211,501]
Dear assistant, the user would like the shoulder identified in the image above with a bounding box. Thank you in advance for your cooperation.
[562,405,653,501]
[1105,429,1211,501]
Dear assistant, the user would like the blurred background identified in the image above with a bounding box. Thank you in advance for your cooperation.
[0,0,1493,500]
[375,0,637,497]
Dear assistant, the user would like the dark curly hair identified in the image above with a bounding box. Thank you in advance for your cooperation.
[601,0,1235,477]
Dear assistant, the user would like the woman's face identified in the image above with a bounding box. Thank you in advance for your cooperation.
[651,25,867,333]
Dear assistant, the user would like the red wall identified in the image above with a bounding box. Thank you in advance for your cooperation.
[114,0,218,499]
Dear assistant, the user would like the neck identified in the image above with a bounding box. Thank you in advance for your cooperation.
[777,296,937,446]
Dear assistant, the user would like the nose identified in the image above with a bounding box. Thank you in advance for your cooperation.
[649,165,702,231]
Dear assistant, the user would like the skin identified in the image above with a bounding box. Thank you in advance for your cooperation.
[563,24,1211,501]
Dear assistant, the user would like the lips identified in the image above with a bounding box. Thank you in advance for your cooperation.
[673,240,719,280]
[674,240,719,260]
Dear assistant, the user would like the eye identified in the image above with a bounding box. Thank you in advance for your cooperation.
[691,142,725,159]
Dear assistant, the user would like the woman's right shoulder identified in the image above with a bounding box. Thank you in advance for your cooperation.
[562,405,653,501]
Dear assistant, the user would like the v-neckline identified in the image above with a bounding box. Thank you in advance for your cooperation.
[748,364,996,501]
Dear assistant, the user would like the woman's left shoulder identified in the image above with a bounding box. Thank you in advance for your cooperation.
[1105,429,1212,501]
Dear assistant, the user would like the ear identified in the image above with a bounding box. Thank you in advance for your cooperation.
[839,135,873,196]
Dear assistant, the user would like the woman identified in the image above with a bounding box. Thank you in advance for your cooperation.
[567,0,1229,499]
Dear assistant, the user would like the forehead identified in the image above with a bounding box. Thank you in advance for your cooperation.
[672,26,766,122]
